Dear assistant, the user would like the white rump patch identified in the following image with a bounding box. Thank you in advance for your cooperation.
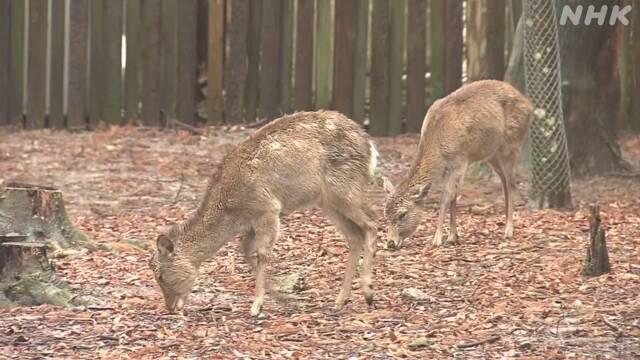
[369,141,379,177]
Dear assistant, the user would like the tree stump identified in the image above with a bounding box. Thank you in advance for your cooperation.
[0,184,96,307]
[582,205,611,276]
[0,235,72,307]
[0,183,95,251]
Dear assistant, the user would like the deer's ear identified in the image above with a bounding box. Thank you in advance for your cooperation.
[382,177,395,195]
[411,183,431,204]
[156,234,175,256]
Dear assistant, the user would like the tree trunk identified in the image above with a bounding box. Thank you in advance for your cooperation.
[466,0,487,81]
[582,205,611,276]
[485,0,505,80]
[558,0,624,177]
[504,15,525,92]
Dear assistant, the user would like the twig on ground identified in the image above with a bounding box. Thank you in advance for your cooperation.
[172,174,185,204]
[171,119,204,135]
[456,335,501,349]
[244,118,270,129]
[601,315,625,336]
[603,171,640,178]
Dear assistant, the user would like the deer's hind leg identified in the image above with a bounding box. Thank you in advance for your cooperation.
[240,228,256,270]
[490,151,518,239]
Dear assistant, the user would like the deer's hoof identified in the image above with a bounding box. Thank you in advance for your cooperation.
[250,300,263,317]
[445,233,459,246]
[386,240,402,250]
[364,290,374,306]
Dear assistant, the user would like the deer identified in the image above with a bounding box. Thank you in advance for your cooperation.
[148,111,379,316]
[383,80,533,248]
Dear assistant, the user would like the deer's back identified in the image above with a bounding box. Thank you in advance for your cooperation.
[421,80,532,162]
[216,111,372,214]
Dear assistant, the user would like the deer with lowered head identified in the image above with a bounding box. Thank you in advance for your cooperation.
[148,111,379,316]
[384,80,533,248]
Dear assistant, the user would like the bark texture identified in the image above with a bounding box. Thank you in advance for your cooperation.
[0,183,94,251]
[0,236,71,307]
[558,0,624,177]
[582,205,611,277]
[0,184,99,307]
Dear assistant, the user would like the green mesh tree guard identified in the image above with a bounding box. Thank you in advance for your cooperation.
[523,0,573,208]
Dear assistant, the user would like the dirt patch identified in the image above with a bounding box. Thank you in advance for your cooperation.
[0,126,639,358]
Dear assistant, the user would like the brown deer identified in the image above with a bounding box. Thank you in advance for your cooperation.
[148,111,379,316]
[383,80,533,248]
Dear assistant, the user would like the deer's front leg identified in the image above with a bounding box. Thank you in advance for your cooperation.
[432,192,449,246]
[250,213,280,317]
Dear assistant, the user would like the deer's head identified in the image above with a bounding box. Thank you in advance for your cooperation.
[148,233,198,313]
[383,178,430,248]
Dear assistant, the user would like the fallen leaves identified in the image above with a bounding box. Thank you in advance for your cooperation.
[0,127,639,358]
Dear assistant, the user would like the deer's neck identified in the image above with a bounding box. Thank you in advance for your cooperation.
[406,146,443,190]
[176,187,245,267]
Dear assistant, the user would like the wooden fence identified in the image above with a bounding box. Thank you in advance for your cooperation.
[0,0,515,135]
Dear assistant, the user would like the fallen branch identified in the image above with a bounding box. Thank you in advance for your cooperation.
[244,118,270,129]
[170,119,203,135]
[603,171,640,178]
[456,335,501,349]
[172,174,186,204]
[601,315,624,336]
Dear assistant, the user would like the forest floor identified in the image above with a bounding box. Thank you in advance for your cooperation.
[0,125,639,359]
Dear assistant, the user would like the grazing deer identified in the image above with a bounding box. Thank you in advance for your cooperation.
[148,111,379,316]
[383,80,533,248]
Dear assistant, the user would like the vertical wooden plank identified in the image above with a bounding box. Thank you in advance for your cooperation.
[9,0,26,125]
[177,0,198,124]
[280,0,294,114]
[388,0,406,135]
[124,0,141,122]
[49,0,66,128]
[352,0,369,124]
[258,0,282,120]
[619,20,630,129]
[0,0,10,125]
[315,0,332,109]
[486,0,505,80]
[103,0,123,124]
[224,0,249,123]
[511,0,522,25]
[196,0,208,77]
[406,0,426,133]
[294,0,314,111]
[208,0,224,124]
[467,0,487,81]
[370,0,390,136]
[26,0,48,129]
[67,0,88,128]
[89,0,104,126]
[429,0,445,103]
[444,0,463,93]
[630,0,640,130]
[141,0,161,125]
[161,0,178,121]
[245,0,262,122]
[333,0,356,117]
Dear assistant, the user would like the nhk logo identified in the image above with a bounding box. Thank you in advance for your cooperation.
[559,5,632,26]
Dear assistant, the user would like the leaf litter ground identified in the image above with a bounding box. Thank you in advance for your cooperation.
[0,126,639,359]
